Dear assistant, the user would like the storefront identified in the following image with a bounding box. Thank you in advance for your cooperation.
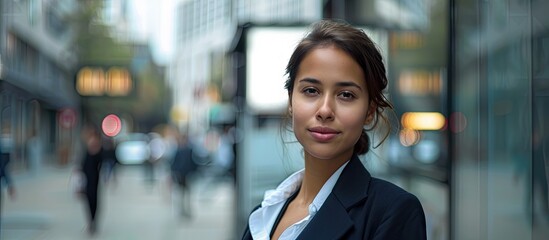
[0,0,80,172]
[328,0,549,239]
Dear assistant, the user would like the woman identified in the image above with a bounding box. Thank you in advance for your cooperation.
[79,124,103,235]
[242,19,426,240]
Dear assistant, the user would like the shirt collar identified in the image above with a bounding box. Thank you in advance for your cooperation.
[261,160,350,213]
[261,169,304,207]
[249,160,351,240]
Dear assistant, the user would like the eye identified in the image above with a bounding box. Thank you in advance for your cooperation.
[302,87,319,96]
[338,91,356,100]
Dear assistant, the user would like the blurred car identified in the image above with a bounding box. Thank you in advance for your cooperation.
[115,133,150,165]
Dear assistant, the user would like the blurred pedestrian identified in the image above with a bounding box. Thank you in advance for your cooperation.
[0,140,15,195]
[241,20,426,240]
[200,125,236,192]
[212,124,236,181]
[77,124,103,235]
[170,132,197,218]
[0,140,16,201]
[1,128,13,183]
[144,132,165,185]
[26,130,43,175]
[102,137,118,186]
[0,139,15,238]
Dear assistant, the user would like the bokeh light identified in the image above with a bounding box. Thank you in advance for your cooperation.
[102,114,122,137]
[402,112,446,130]
[399,128,421,147]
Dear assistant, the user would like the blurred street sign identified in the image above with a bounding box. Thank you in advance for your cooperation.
[102,114,122,137]
[59,108,77,129]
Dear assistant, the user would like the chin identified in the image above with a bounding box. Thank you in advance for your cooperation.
[304,145,353,160]
[304,147,350,161]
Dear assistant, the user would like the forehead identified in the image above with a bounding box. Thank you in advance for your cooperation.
[295,46,366,87]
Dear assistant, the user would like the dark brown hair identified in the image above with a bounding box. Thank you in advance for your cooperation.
[284,19,393,155]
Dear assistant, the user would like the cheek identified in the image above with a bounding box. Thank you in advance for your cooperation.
[291,103,308,127]
[341,109,369,130]
[290,101,315,137]
[343,114,367,146]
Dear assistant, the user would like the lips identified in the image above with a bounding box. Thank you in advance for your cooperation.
[308,126,340,142]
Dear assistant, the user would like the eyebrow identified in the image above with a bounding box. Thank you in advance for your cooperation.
[298,78,363,90]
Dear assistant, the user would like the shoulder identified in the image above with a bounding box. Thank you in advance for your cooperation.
[369,177,415,197]
[369,177,421,204]
[367,177,424,219]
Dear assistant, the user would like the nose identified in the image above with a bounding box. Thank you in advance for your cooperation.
[316,95,335,122]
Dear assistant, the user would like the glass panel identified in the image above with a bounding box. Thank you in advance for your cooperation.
[531,1,549,238]
[454,0,549,239]
[485,1,532,238]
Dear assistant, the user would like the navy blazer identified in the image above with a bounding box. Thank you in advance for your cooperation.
[241,155,427,240]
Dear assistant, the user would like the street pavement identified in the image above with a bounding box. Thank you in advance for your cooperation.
[3,160,548,240]
[1,164,237,240]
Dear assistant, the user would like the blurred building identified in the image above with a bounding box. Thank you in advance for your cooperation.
[0,0,81,171]
[169,0,322,134]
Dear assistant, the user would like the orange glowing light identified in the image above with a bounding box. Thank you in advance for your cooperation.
[401,112,446,130]
[76,66,132,96]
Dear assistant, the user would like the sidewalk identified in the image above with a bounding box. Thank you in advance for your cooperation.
[1,164,236,240]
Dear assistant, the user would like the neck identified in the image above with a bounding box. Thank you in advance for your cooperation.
[295,152,352,206]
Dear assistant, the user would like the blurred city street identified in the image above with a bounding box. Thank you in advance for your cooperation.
[1,163,236,240]
[0,0,548,239]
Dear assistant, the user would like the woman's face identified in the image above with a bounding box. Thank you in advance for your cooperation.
[291,45,371,161]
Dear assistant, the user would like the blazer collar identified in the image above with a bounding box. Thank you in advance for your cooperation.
[332,154,371,209]
[297,154,371,239]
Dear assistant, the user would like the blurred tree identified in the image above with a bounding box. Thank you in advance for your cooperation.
[67,0,133,64]
[66,0,170,132]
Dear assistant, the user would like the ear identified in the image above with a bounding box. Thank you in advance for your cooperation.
[288,96,293,115]
[364,102,376,125]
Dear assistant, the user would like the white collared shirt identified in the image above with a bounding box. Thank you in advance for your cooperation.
[248,161,349,240]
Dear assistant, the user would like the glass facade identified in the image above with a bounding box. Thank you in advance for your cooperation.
[366,0,549,239]
[0,0,79,173]
[453,0,549,239]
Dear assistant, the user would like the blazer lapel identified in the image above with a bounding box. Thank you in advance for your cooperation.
[297,155,371,239]
[331,154,371,209]
[296,194,353,240]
